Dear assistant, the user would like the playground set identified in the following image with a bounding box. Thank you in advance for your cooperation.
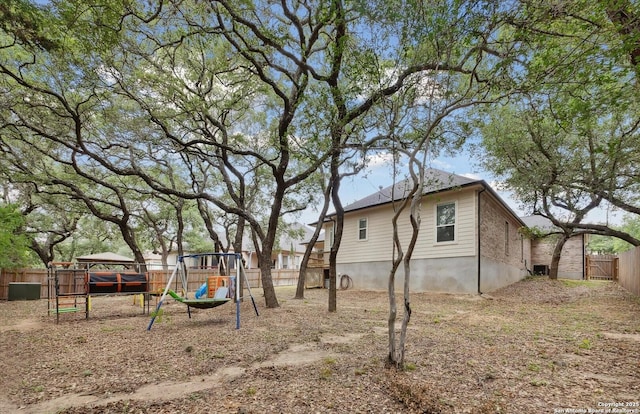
[47,252,258,329]
[147,253,259,330]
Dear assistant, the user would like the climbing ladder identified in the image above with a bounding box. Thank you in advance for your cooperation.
[47,263,89,323]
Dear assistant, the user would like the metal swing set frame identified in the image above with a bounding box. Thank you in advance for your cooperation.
[147,252,258,331]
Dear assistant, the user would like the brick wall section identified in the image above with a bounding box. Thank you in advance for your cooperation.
[531,235,585,278]
[479,193,529,267]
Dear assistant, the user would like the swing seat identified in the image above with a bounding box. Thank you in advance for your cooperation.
[166,289,231,309]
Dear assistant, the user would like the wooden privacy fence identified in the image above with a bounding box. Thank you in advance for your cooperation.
[1,267,301,300]
[0,268,48,300]
[618,247,640,296]
[585,255,619,281]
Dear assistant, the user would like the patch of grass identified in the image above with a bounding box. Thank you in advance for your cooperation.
[149,308,165,323]
[82,370,93,377]
[530,379,548,387]
[188,392,203,401]
[33,385,44,393]
[246,387,257,396]
[323,357,336,365]
[404,362,417,371]
[560,279,606,288]
[354,367,367,376]
[578,338,592,350]
[527,363,541,372]
[319,366,333,380]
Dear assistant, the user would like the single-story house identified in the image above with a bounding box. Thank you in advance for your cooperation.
[520,215,587,279]
[322,169,532,294]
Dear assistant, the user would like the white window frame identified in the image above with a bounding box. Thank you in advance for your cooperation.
[358,217,368,241]
[435,201,457,243]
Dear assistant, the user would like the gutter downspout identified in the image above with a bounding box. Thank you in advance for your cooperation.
[582,235,586,280]
[477,187,486,294]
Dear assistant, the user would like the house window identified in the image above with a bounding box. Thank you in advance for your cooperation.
[282,255,289,269]
[505,221,510,255]
[358,218,368,240]
[436,202,456,243]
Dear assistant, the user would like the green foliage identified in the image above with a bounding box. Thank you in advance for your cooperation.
[587,214,640,254]
[149,308,165,323]
[475,2,640,243]
[0,203,30,269]
[578,338,592,350]
[0,0,60,50]
[519,226,556,240]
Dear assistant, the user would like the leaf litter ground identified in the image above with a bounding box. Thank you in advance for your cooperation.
[0,277,638,413]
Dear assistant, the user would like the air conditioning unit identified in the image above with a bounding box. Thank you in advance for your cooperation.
[532,265,549,275]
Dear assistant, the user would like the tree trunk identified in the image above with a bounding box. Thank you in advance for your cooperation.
[175,201,185,258]
[31,240,53,267]
[258,252,278,308]
[386,169,413,368]
[396,189,420,367]
[328,154,343,313]
[295,180,332,299]
[233,216,246,300]
[549,235,568,280]
[118,222,147,272]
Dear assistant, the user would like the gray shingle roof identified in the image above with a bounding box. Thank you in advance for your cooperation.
[343,168,481,213]
[519,215,556,231]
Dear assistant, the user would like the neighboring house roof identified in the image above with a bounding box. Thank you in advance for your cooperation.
[520,215,587,239]
[520,215,556,231]
[75,252,135,263]
[324,168,525,226]
[157,222,314,256]
[302,230,325,245]
[275,222,317,253]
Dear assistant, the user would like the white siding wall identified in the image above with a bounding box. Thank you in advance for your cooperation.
[334,188,478,264]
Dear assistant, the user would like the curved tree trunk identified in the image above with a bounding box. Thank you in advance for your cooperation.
[549,235,568,280]
[328,177,343,313]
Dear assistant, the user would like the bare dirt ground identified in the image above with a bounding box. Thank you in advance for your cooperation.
[0,277,639,413]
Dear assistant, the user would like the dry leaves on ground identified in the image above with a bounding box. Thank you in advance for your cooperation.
[0,277,638,413]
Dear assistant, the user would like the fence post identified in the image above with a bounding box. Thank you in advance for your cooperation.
[585,256,590,280]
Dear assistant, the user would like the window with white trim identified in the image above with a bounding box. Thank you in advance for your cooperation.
[358,218,368,240]
[436,202,456,243]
